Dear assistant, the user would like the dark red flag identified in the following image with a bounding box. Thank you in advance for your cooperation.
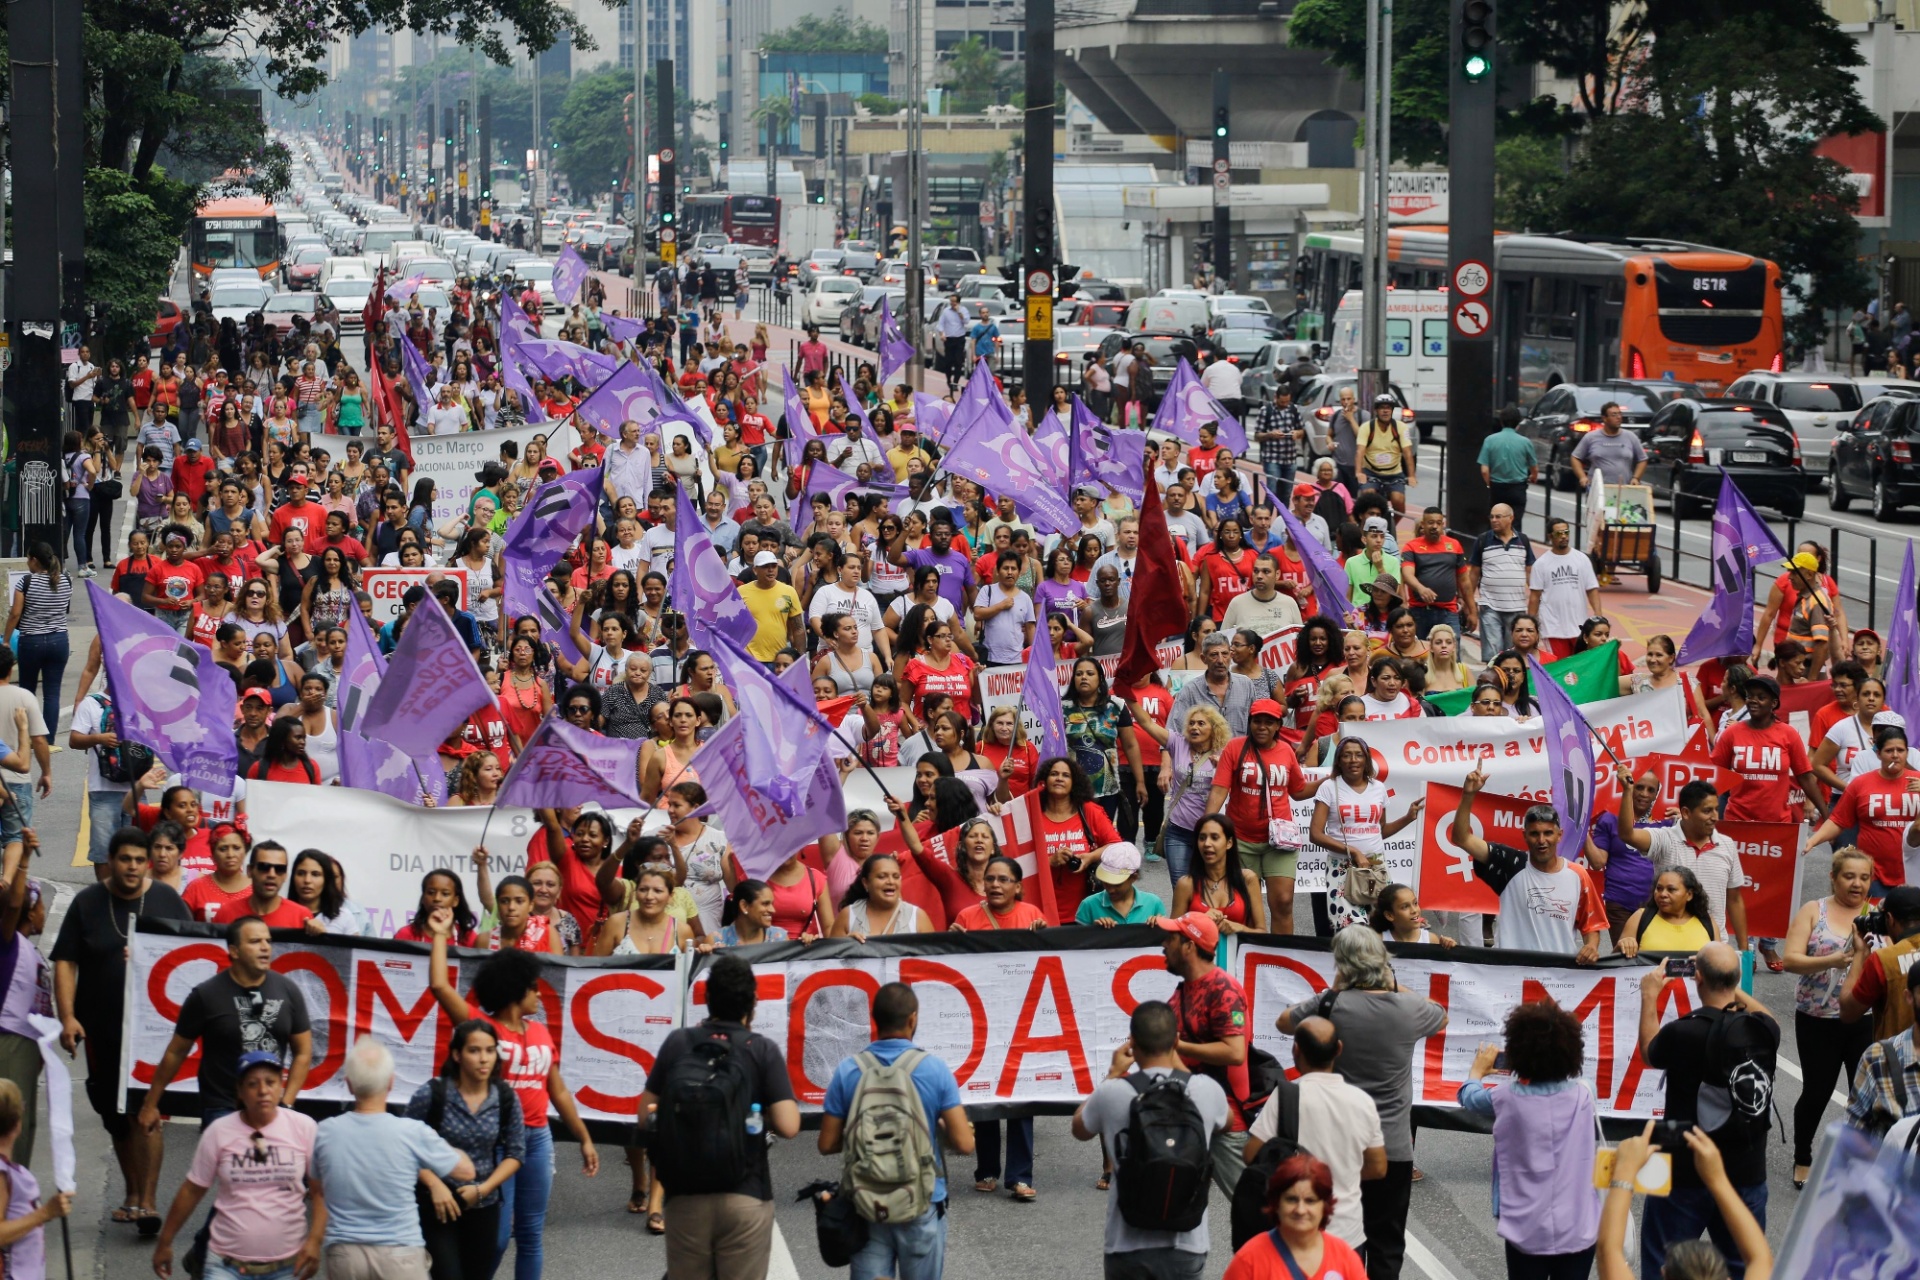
[1113,477,1188,696]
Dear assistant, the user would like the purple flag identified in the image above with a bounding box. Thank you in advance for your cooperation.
[800,458,902,513]
[399,334,436,428]
[689,714,847,879]
[781,366,821,466]
[501,290,539,338]
[529,582,585,664]
[575,360,710,447]
[910,394,955,443]
[672,482,756,655]
[1277,503,1361,626]
[1072,397,1147,503]
[837,371,875,436]
[709,630,838,818]
[1151,358,1247,453]
[600,311,648,343]
[1032,409,1072,486]
[517,337,619,387]
[878,297,913,385]
[1678,472,1789,665]
[87,582,238,796]
[338,605,387,734]
[338,728,448,805]
[552,244,590,308]
[385,274,427,302]
[503,468,606,620]
[496,321,549,424]
[1024,617,1069,762]
[1529,656,1598,869]
[498,717,646,810]
[358,597,495,759]
[1885,542,1920,728]
[939,370,1077,536]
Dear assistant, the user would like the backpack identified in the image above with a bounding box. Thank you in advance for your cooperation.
[842,1049,940,1224]
[1231,1074,1304,1250]
[89,694,156,785]
[649,1025,758,1195]
[1696,1008,1776,1135]
[1114,1071,1213,1234]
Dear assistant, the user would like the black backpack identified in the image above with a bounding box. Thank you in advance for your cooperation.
[1114,1071,1213,1234]
[90,695,156,785]
[1231,1073,1304,1249]
[1696,1008,1777,1137]
[649,1025,758,1196]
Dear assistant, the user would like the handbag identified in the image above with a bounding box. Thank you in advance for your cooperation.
[1342,862,1390,909]
[799,1180,869,1267]
[1246,742,1302,850]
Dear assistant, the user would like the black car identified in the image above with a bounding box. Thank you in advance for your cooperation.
[1597,377,1706,406]
[1643,398,1805,519]
[1831,395,1920,519]
[1518,384,1662,489]
[1094,330,1226,391]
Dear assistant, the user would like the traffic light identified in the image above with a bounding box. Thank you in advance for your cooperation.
[1461,0,1494,81]
[1213,107,1228,140]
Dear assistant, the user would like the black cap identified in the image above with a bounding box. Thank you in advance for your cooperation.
[475,462,508,484]
[1884,886,1920,925]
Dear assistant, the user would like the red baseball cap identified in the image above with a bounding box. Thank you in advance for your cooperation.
[1249,698,1286,721]
[1152,911,1221,954]
[241,687,273,705]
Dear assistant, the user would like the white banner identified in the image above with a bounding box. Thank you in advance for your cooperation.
[245,782,538,939]
[126,927,1692,1121]
[1235,940,1687,1118]
[410,419,578,527]
[125,925,683,1123]
[1339,686,1687,801]
[362,567,468,626]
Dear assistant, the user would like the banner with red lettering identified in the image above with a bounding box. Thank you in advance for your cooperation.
[124,920,682,1123]
[1591,752,1740,822]
[127,923,1698,1123]
[1722,820,1806,939]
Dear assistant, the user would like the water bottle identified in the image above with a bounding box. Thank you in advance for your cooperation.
[745,1103,764,1137]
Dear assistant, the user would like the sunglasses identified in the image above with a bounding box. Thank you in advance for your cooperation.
[1473,697,1503,708]
[255,862,288,875]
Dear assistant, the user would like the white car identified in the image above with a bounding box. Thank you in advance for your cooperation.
[508,259,557,310]
[1722,371,1866,469]
[208,281,272,325]
[1210,294,1273,317]
[328,278,375,332]
[805,276,864,329]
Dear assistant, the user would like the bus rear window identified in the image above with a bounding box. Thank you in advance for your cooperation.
[1652,262,1768,346]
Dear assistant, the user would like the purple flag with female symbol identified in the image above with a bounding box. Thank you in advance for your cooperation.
[496,322,548,423]
[1023,619,1069,762]
[671,483,756,654]
[1073,397,1147,503]
[800,458,902,513]
[690,713,847,879]
[517,338,619,387]
[940,373,1077,536]
[1529,656,1599,868]
[878,297,914,385]
[709,630,839,818]
[1277,503,1361,626]
[399,334,436,426]
[552,244,590,308]
[529,583,585,663]
[781,366,822,466]
[338,606,387,734]
[1032,409,1072,485]
[87,582,237,796]
[498,717,646,810]
[338,728,448,805]
[1885,542,1920,728]
[1152,358,1247,452]
[503,468,605,620]
[599,311,648,343]
[910,394,955,442]
[358,598,496,759]
[501,291,539,338]
[1678,472,1789,666]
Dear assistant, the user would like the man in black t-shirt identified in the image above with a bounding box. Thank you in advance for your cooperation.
[1635,941,1779,1279]
[137,916,312,1132]
[638,956,799,1280]
[52,827,193,1225]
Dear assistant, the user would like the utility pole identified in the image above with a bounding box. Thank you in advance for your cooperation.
[1211,70,1230,291]
[478,98,493,239]
[1021,0,1055,401]
[1446,0,1497,534]
[457,98,470,227]
[5,0,65,554]
[532,54,544,215]
[657,59,677,269]
[1358,0,1391,401]
[904,0,925,389]
[631,0,645,261]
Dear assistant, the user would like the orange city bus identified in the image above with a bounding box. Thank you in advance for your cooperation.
[189,196,280,281]
[1294,230,1784,403]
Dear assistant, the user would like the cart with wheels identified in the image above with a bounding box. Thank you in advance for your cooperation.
[1590,483,1661,593]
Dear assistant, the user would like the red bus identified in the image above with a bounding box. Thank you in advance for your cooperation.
[681,193,781,249]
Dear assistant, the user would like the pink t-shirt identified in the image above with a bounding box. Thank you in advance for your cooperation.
[187,1109,318,1262]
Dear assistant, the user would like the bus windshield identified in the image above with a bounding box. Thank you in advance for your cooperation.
[196,220,277,271]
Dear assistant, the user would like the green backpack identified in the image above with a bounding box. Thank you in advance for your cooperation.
[842,1049,941,1224]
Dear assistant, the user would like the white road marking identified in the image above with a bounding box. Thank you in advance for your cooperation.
[1406,1230,1466,1280]
[768,1222,801,1280]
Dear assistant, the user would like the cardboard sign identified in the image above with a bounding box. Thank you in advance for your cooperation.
[361,567,469,625]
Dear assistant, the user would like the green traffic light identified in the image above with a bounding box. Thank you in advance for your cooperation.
[1464,53,1490,79]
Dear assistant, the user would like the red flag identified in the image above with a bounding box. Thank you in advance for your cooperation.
[363,267,388,334]
[1113,478,1189,696]
[367,354,412,454]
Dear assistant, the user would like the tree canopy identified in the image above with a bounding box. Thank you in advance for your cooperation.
[760,9,889,55]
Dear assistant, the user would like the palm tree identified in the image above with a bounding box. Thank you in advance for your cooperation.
[751,98,795,155]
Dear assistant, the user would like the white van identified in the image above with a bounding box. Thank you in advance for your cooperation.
[1324,288,1448,428]
[1125,294,1212,334]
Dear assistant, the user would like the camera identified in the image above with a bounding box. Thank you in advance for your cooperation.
[1652,1120,1691,1152]
[1664,957,1697,978]
[1858,907,1891,939]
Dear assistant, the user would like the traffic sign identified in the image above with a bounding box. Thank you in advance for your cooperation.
[1212,159,1230,174]
[1025,268,1053,296]
[1026,296,1054,342]
[1453,299,1491,337]
[660,228,677,243]
[1453,259,1490,297]
[659,148,675,164]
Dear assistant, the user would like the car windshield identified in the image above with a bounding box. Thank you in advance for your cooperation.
[293,248,328,264]
[820,278,861,294]
[1571,386,1660,414]
[416,287,450,309]
[515,263,554,282]
[263,295,313,313]
[1071,302,1127,326]
[1700,407,1789,431]
[1216,313,1277,330]
[1776,382,1862,412]
[1215,331,1269,356]
[210,288,263,308]
[843,253,878,270]
[329,281,373,301]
